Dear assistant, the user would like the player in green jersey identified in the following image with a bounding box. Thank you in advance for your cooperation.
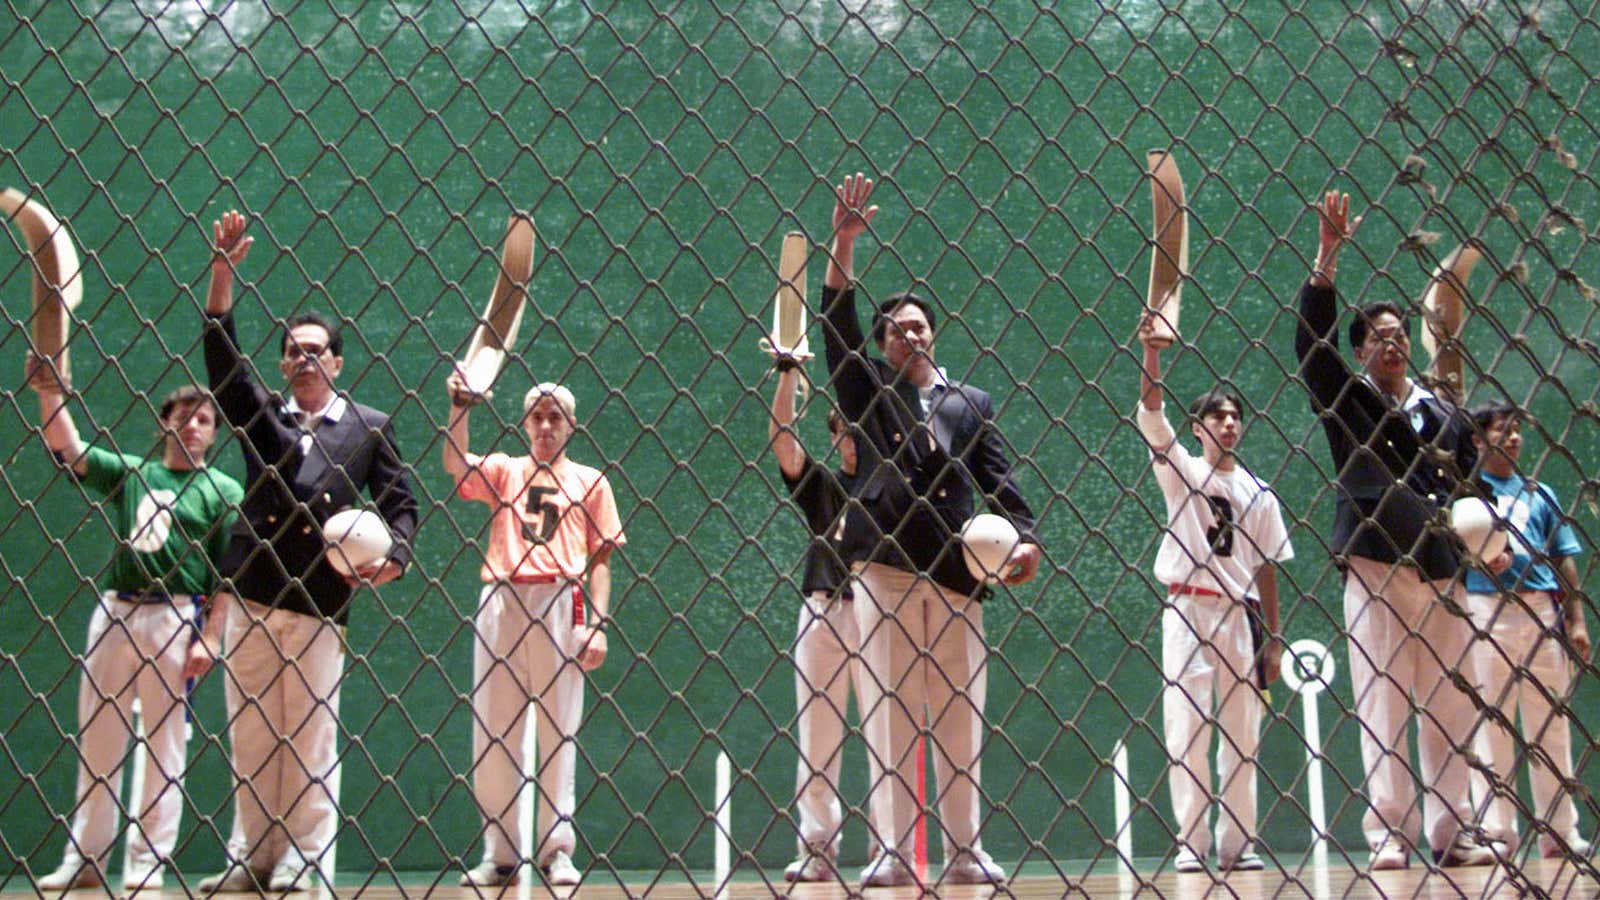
[26,355,243,893]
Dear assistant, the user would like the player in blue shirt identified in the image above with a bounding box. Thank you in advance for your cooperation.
[1463,402,1591,859]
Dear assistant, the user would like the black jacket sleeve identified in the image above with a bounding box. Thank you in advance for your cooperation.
[969,390,1040,545]
[1294,280,1351,414]
[821,284,874,422]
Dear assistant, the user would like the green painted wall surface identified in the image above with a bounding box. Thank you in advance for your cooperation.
[1,1,1596,875]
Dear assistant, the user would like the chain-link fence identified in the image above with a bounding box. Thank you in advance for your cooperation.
[2,1,1598,895]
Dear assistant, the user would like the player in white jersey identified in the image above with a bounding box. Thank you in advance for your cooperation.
[1136,314,1293,873]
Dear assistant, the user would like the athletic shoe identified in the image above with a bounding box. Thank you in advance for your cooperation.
[1543,835,1593,859]
[460,862,520,888]
[37,860,103,891]
[1222,851,1265,871]
[859,852,916,888]
[122,859,165,892]
[198,865,270,893]
[1174,849,1204,873]
[783,846,837,882]
[1435,832,1499,867]
[540,852,580,887]
[1370,835,1409,871]
[943,849,1006,884]
[269,861,313,892]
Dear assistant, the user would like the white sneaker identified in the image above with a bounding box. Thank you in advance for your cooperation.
[942,848,1005,885]
[1222,850,1265,871]
[460,861,519,888]
[198,865,270,893]
[783,846,837,882]
[1435,831,1499,867]
[122,859,166,892]
[540,851,580,887]
[37,860,103,891]
[1370,834,1409,871]
[269,861,314,892]
[1174,848,1204,873]
[1543,835,1592,859]
[859,852,916,887]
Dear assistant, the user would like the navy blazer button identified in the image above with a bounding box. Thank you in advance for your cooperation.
[893,433,902,442]
[302,526,313,535]
[267,515,277,524]
[324,493,332,503]
[938,489,947,498]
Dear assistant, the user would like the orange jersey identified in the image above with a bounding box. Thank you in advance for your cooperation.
[457,453,626,583]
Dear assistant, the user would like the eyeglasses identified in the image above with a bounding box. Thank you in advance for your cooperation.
[284,344,331,360]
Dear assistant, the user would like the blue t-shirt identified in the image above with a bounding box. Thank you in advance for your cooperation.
[1464,472,1582,593]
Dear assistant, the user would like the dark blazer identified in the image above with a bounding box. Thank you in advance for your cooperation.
[204,312,418,623]
[1294,280,1476,581]
[822,285,1039,597]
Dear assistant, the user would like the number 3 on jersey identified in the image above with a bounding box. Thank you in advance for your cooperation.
[1205,495,1234,557]
[522,485,560,542]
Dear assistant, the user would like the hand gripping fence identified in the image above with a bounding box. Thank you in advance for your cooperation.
[1,3,1598,896]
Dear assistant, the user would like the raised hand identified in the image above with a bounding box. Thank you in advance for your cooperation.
[1317,191,1361,259]
[832,173,879,242]
[212,209,253,270]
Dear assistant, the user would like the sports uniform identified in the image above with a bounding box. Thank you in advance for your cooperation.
[1463,473,1585,854]
[456,451,625,873]
[781,454,873,871]
[1137,404,1292,867]
[52,446,241,881]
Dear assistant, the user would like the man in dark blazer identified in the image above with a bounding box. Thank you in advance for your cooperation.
[1295,191,1505,871]
[196,210,418,893]
[820,174,1041,888]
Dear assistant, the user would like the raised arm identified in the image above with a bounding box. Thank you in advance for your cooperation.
[821,174,879,420]
[768,359,808,480]
[206,209,253,317]
[25,353,87,475]
[1295,191,1362,411]
[1136,313,1176,454]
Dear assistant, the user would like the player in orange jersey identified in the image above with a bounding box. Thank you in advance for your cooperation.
[444,376,625,889]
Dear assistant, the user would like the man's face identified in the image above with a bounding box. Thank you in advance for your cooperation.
[163,401,218,460]
[829,421,857,472]
[1355,312,1410,382]
[1477,414,1523,468]
[1192,400,1241,459]
[879,303,934,374]
[279,324,344,389]
[524,397,575,463]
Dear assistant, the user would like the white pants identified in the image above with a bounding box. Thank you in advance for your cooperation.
[57,593,195,872]
[793,590,874,855]
[853,563,986,862]
[1161,593,1262,861]
[223,598,344,874]
[472,581,583,867]
[1343,556,1477,853]
[1466,590,1580,853]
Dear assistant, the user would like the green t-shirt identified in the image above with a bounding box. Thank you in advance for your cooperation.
[81,446,244,595]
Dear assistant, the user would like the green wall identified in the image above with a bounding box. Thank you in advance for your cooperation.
[2,1,1596,878]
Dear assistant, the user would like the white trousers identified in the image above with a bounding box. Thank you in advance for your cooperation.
[852,563,986,862]
[58,593,195,871]
[472,581,583,867]
[223,599,344,873]
[1465,590,1580,853]
[1161,593,1262,861]
[792,590,874,855]
[1343,556,1477,853]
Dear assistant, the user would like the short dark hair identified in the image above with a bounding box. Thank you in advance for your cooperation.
[1349,302,1409,348]
[1470,401,1519,433]
[871,292,937,344]
[158,385,218,421]
[1188,388,1243,422]
[281,312,343,357]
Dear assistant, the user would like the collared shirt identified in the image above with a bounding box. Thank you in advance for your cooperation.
[284,394,349,453]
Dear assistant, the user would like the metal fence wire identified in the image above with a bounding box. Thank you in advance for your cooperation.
[1,1,1598,896]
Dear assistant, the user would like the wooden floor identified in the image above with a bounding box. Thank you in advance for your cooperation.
[6,859,1597,898]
